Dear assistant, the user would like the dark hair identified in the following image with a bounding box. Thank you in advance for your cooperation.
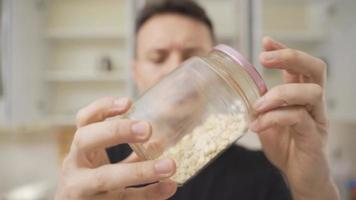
[135,0,216,41]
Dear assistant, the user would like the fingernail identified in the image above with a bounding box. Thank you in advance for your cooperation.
[254,97,265,110]
[131,121,149,137]
[155,159,174,175]
[113,97,129,110]
[262,52,277,61]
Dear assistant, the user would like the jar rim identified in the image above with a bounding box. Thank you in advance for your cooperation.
[213,44,267,95]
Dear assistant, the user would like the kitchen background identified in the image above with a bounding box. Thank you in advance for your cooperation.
[0,0,355,199]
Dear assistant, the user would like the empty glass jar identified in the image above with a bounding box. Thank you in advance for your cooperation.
[127,44,267,185]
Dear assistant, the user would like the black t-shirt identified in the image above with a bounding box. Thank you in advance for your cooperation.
[107,144,292,200]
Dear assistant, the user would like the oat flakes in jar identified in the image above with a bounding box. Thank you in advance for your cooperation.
[126,44,267,185]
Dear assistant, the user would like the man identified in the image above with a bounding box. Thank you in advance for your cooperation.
[55,0,339,199]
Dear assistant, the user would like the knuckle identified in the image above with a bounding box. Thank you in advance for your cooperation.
[271,114,280,126]
[76,96,118,127]
[98,96,116,105]
[108,120,125,140]
[273,85,289,103]
[61,155,73,171]
[309,84,323,100]
[316,58,327,72]
[92,96,115,115]
[275,85,287,96]
[93,169,109,191]
[295,108,307,122]
[284,48,299,62]
[61,178,82,199]
[59,160,76,187]
[271,118,279,127]
[133,164,147,180]
[72,128,85,151]
[75,109,87,127]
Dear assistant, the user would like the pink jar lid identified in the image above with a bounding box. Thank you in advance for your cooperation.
[213,44,267,95]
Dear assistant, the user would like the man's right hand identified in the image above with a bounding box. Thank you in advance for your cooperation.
[54,97,177,200]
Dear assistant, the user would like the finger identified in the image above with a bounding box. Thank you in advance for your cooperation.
[82,159,176,193]
[253,83,327,123]
[259,48,327,86]
[262,36,287,51]
[262,36,299,83]
[250,106,315,135]
[73,120,151,152]
[123,181,177,200]
[76,96,132,128]
[254,83,322,111]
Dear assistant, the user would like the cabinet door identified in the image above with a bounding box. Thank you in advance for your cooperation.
[1,0,47,124]
[326,0,356,122]
[0,0,3,121]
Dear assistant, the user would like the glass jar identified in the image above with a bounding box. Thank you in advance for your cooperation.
[127,44,267,185]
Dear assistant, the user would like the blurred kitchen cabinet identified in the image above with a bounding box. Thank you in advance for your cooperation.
[196,0,242,48]
[56,125,76,162]
[2,0,355,125]
[260,0,330,88]
[44,0,135,125]
[1,0,137,125]
[262,0,327,45]
[260,0,356,122]
[325,0,356,122]
[196,0,330,85]
[1,0,48,124]
[196,0,259,59]
[0,0,3,122]
[261,0,356,122]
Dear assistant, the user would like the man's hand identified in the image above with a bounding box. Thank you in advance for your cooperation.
[250,37,339,200]
[55,97,177,200]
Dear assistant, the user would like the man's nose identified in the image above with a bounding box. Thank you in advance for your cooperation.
[163,53,184,75]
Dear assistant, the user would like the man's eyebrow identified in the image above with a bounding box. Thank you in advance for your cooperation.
[144,46,204,55]
[146,48,168,54]
[144,48,168,59]
[182,47,205,54]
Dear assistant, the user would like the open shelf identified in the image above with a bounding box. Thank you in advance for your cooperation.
[46,28,127,40]
[44,71,126,83]
[263,31,326,43]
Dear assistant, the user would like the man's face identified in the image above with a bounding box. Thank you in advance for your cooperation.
[133,14,214,93]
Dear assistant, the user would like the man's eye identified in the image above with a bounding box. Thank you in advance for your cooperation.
[149,54,166,64]
[183,51,203,61]
[182,54,193,61]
